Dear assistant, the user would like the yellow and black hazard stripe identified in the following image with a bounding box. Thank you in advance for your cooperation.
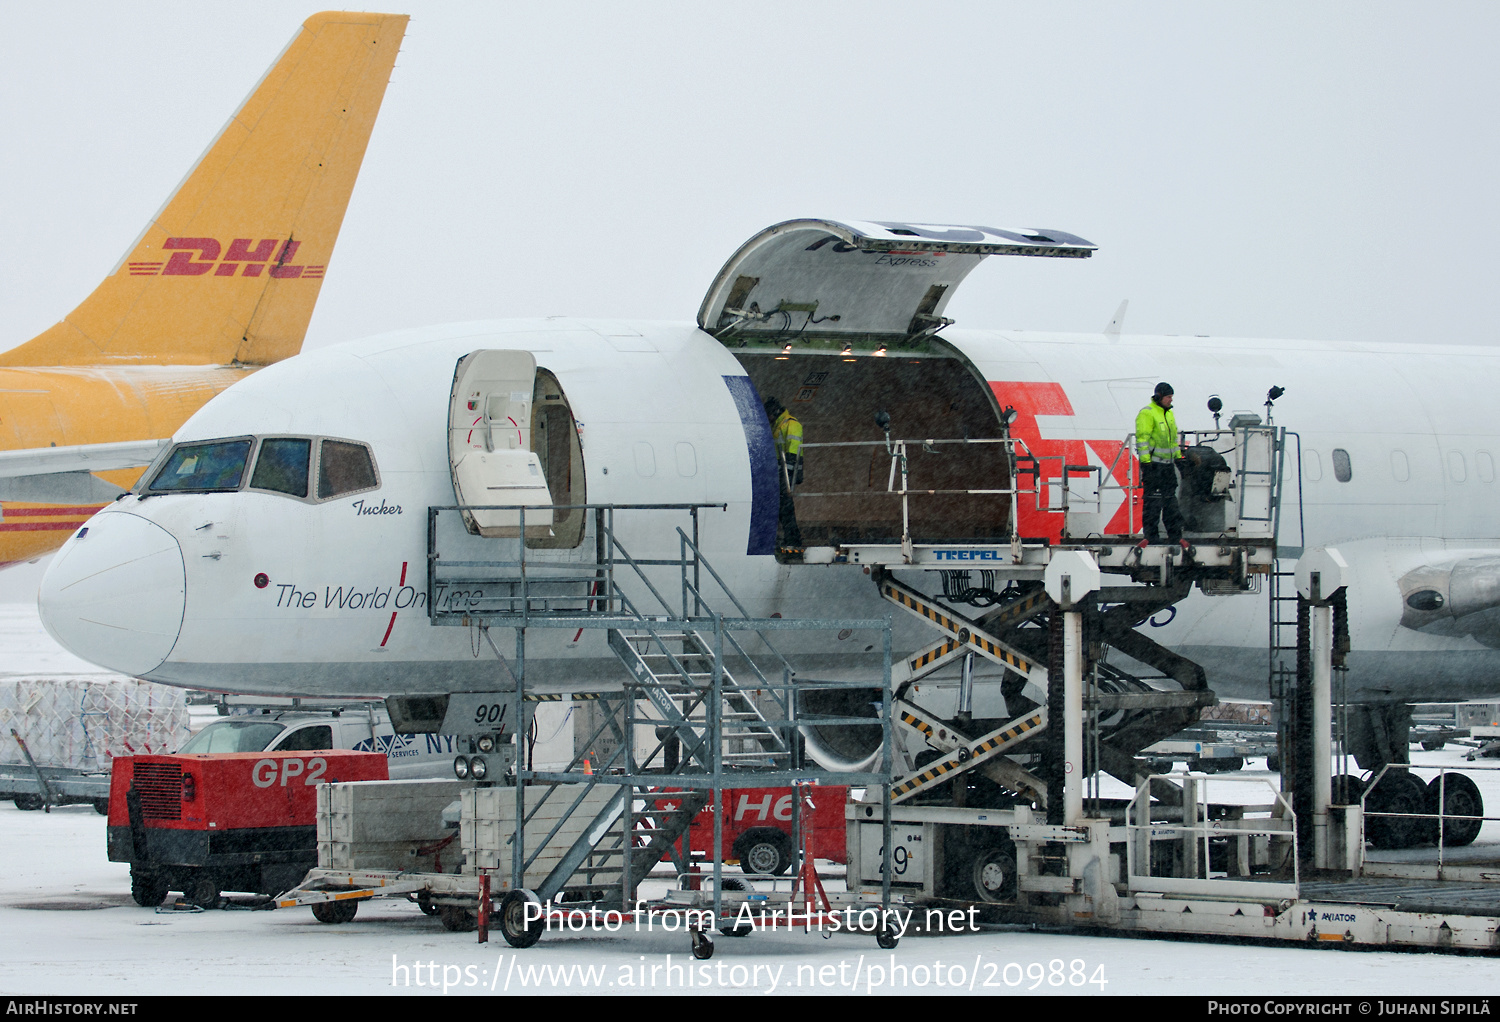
[986,588,1049,629]
[883,582,962,631]
[892,759,961,798]
[962,632,1029,672]
[880,581,1032,674]
[969,711,1044,755]
[897,708,935,739]
[889,710,1046,799]
[907,638,958,673]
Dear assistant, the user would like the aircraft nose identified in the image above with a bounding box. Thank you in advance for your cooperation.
[39,511,186,676]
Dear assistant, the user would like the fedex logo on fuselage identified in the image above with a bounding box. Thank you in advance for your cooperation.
[127,238,325,279]
[989,380,1133,540]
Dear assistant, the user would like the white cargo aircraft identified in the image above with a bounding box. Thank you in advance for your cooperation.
[34,219,1500,779]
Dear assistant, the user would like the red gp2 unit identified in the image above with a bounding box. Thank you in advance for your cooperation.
[660,785,849,876]
[107,750,387,908]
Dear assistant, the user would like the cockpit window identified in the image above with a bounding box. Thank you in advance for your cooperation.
[318,440,379,499]
[147,439,253,492]
[250,438,311,497]
[141,435,379,502]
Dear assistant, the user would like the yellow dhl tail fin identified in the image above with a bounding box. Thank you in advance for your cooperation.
[0,11,408,369]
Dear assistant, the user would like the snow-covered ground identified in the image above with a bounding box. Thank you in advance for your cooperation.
[2,604,1499,995]
[2,797,1499,997]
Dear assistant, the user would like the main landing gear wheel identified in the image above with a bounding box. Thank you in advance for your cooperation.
[691,929,715,960]
[1427,774,1484,847]
[129,870,168,908]
[1331,775,1365,806]
[311,899,359,924]
[499,890,544,948]
[1365,771,1430,849]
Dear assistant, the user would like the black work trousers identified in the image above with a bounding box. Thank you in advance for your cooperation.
[1141,460,1184,542]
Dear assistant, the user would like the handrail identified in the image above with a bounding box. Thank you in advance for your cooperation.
[677,527,795,681]
[1125,773,1299,899]
[1361,762,1499,871]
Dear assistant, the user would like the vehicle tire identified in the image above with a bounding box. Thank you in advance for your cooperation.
[718,877,752,937]
[1331,774,1365,806]
[876,928,899,950]
[1422,739,1446,752]
[93,799,110,816]
[416,892,440,917]
[439,904,478,933]
[311,899,359,924]
[1365,771,1431,849]
[129,870,168,907]
[498,891,542,948]
[12,795,43,811]
[971,844,1019,903]
[1266,754,1281,773]
[737,830,792,876]
[1427,774,1484,847]
[186,875,220,909]
[690,929,714,960]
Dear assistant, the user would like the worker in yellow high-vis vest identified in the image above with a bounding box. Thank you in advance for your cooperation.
[1134,381,1189,550]
[765,396,804,556]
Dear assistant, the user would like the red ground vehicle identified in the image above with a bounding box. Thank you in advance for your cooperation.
[665,785,849,875]
[107,750,387,910]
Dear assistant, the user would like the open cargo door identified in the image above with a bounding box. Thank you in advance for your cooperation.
[702,219,1094,559]
[448,350,553,538]
[699,219,1093,348]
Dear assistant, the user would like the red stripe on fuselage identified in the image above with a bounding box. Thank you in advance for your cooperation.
[1,506,106,517]
[0,522,87,532]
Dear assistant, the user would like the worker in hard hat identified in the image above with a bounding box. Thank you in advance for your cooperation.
[765,396,804,558]
[1135,381,1189,551]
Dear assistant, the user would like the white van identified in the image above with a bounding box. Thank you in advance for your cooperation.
[178,699,468,780]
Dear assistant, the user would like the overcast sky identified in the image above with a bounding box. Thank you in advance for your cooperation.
[4,1,1499,354]
[2,2,1497,598]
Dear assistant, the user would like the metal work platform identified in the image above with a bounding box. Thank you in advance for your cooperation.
[330,502,905,953]
[797,423,1287,586]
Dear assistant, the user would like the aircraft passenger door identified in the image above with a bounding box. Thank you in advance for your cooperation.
[448,350,554,538]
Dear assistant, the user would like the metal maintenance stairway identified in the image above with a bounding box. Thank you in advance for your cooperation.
[422,502,895,923]
[527,787,711,904]
[607,628,791,768]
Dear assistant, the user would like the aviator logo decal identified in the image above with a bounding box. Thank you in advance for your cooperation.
[990,381,1132,541]
[127,238,325,279]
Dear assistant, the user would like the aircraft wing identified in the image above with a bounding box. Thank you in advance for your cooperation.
[0,439,170,480]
